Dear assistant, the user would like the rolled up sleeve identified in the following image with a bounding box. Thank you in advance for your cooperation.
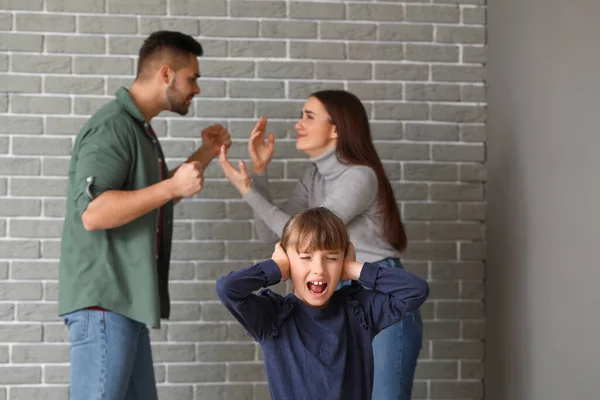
[73,126,131,216]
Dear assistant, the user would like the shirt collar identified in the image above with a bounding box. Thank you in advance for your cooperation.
[115,87,146,124]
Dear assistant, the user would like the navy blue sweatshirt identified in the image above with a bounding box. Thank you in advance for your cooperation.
[216,260,429,400]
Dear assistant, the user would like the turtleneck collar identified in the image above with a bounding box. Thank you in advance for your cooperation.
[310,147,346,179]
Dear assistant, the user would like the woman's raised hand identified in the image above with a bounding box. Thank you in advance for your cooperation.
[248,116,275,174]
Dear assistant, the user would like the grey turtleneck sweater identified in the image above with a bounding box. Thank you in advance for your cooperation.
[242,148,400,262]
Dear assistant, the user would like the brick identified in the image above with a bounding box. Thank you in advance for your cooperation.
[348,83,403,100]
[108,36,144,55]
[0,366,41,384]
[160,139,195,158]
[379,24,433,42]
[196,99,253,118]
[461,124,486,142]
[424,321,460,340]
[374,143,429,162]
[75,56,133,75]
[348,43,403,61]
[151,344,195,362]
[460,241,486,260]
[461,282,484,299]
[196,343,254,362]
[11,54,70,73]
[382,162,401,180]
[403,242,456,261]
[11,96,71,115]
[316,62,371,80]
[169,364,226,383]
[0,54,7,71]
[406,5,460,23]
[229,81,284,99]
[260,21,317,39]
[194,222,252,240]
[287,81,344,99]
[168,262,195,281]
[228,362,267,382]
[174,201,225,219]
[0,179,5,195]
[430,222,484,240]
[10,178,67,196]
[46,35,106,54]
[0,34,43,51]
[12,344,69,363]
[431,381,483,399]
[459,202,486,221]
[289,2,344,20]
[431,183,483,201]
[229,40,286,58]
[226,201,256,219]
[74,96,112,115]
[44,365,68,383]
[10,219,63,239]
[140,17,199,35]
[348,3,404,21]
[0,199,41,217]
[230,1,286,18]
[42,242,61,260]
[12,261,58,280]
[463,6,486,24]
[433,65,485,82]
[45,118,86,137]
[16,13,75,32]
[0,240,40,259]
[12,137,72,156]
[461,360,484,379]
[370,122,403,140]
[432,104,486,123]
[392,183,428,201]
[201,20,257,37]
[437,26,485,44]
[405,163,457,181]
[406,83,460,102]
[406,44,459,62]
[0,158,40,175]
[404,203,457,221]
[258,61,313,79]
[374,102,429,121]
[375,64,428,81]
[0,304,13,320]
[46,77,104,96]
[157,386,192,400]
[42,323,68,342]
[321,22,376,41]
[431,261,484,280]
[9,387,69,400]
[196,385,254,400]
[228,323,253,342]
[462,321,485,339]
[169,0,226,16]
[169,303,200,321]
[107,77,134,94]
[0,138,6,153]
[434,0,485,3]
[0,13,11,30]
[254,385,270,400]
[0,75,42,95]
[437,301,484,319]
[406,123,459,141]
[290,41,345,60]
[0,0,42,11]
[463,46,487,63]
[200,303,234,322]
[196,261,249,281]
[415,361,458,379]
[46,0,104,12]
[433,144,485,162]
[0,282,42,300]
[0,324,41,342]
[226,241,273,260]
[171,242,224,261]
[433,341,484,361]
[200,60,254,78]
[462,85,486,102]
[256,101,303,119]
[79,15,137,34]
[405,222,428,240]
[108,0,165,14]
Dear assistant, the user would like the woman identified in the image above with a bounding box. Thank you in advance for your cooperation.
[219,90,423,400]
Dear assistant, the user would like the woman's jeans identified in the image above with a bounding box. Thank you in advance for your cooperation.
[340,257,423,400]
[62,309,158,400]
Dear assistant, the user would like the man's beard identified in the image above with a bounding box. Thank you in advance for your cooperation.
[166,80,191,116]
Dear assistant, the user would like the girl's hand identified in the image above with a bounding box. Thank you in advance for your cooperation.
[341,243,360,281]
[271,242,290,282]
[219,145,251,195]
[248,116,275,174]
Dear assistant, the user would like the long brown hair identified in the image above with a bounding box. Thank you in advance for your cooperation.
[310,90,407,252]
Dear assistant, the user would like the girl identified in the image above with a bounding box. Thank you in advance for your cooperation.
[216,207,429,400]
[219,90,424,400]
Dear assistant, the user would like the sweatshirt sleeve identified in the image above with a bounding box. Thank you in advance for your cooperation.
[216,260,283,341]
[351,263,429,335]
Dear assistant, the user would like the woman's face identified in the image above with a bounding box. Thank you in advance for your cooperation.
[294,97,338,158]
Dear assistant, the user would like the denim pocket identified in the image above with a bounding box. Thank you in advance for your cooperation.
[63,310,89,346]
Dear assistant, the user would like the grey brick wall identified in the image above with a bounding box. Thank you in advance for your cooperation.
[0,1,486,399]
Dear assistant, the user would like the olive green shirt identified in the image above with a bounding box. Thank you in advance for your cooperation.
[58,87,174,328]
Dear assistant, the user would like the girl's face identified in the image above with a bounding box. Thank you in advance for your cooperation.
[286,246,344,309]
[294,97,338,158]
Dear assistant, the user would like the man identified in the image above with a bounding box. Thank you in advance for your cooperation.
[58,31,231,400]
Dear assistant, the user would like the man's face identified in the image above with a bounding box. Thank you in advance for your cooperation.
[166,55,200,116]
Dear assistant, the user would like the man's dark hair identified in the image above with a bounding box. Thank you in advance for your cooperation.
[136,31,203,79]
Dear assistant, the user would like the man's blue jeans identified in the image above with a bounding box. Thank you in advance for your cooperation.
[62,309,158,400]
[339,257,423,400]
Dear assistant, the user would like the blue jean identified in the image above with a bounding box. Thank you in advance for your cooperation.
[62,309,158,400]
[339,257,423,400]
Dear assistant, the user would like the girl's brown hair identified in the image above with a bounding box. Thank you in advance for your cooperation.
[281,207,349,254]
[310,90,407,252]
